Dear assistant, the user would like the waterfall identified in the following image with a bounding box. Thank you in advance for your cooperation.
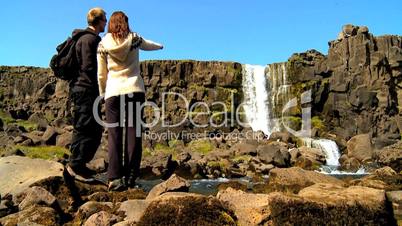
[242,65,271,135]
[302,138,340,166]
[242,63,292,136]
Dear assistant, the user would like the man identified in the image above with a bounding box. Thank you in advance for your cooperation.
[66,7,107,181]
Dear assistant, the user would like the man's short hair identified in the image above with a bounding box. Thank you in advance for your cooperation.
[87,7,106,26]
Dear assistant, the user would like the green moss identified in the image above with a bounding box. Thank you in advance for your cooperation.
[154,143,178,160]
[168,139,184,148]
[14,145,69,160]
[311,116,326,130]
[15,120,38,132]
[207,160,226,170]
[187,139,214,154]
[231,155,252,164]
[143,147,153,157]
[0,110,38,132]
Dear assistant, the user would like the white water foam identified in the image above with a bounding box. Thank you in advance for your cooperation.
[242,64,271,135]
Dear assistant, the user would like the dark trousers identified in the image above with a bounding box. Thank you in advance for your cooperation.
[69,87,103,169]
[105,92,145,180]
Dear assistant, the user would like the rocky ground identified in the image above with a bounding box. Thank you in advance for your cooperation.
[0,155,401,225]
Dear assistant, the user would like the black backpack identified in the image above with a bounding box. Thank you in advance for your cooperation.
[49,31,89,80]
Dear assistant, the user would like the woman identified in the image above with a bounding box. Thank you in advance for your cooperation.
[97,11,163,191]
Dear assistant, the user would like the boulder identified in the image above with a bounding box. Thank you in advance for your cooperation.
[27,112,48,131]
[256,142,290,167]
[55,131,72,148]
[41,126,57,145]
[146,174,190,200]
[18,186,57,211]
[263,167,344,193]
[0,156,64,197]
[230,142,257,156]
[137,194,236,226]
[217,187,271,225]
[340,156,361,172]
[83,211,119,226]
[373,166,398,177]
[374,141,402,172]
[346,134,374,162]
[87,158,106,173]
[74,201,113,224]
[289,146,326,170]
[118,199,151,224]
[265,183,392,225]
[0,205,60,226]
[386,191,402,225]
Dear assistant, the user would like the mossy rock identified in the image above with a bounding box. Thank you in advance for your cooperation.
[137,196,237,226]
[14,145,69,160]
[187,139,214,154]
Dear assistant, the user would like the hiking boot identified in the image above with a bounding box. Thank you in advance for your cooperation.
[108,178,126,191]
[66,164,96,183]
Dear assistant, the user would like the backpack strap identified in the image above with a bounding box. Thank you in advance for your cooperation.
[130,33,143,50]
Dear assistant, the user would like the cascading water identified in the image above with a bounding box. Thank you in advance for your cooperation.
[242,63,292,136]
[301,137,366,174]
[242,64,271,135]
[302,138,340,166]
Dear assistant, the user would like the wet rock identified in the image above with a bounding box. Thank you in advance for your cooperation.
[146,174,190,200]
[0,156,64,197]
[340,156,361,172]
[347,134,374,162]
[18,186,57,211]
[217,187,270,225]
[83,211,119,226]
[289,146,326,170]
[259,167,344,194]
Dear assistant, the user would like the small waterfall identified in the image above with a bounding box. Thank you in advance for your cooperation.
[301,137,367,175]
[302,138,340,166]
[242,65,271,135]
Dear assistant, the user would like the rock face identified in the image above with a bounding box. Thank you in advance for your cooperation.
[0,156,64,197]
[374,140,402,172]
[286,25,402,148]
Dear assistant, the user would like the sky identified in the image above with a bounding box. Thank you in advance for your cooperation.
[1,0,401,67]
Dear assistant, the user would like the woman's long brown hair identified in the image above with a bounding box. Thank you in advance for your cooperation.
[108,11,131,40]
